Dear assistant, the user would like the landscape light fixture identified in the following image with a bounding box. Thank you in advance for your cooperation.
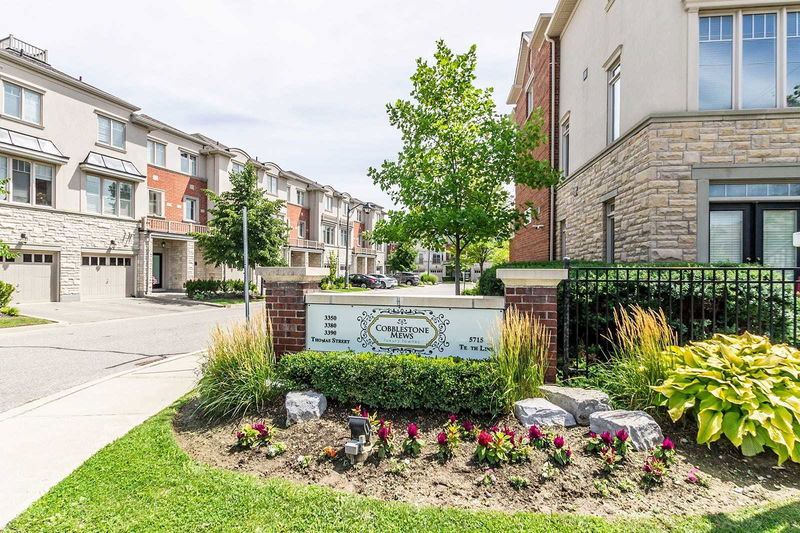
[344,415,372,464]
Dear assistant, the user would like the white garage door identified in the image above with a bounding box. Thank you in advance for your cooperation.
[0,252,58,303]
[80,255,134,299]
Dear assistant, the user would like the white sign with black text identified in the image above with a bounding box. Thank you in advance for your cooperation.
[305,304,502,359]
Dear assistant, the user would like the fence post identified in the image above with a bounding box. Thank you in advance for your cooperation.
[561,257,571,378]
[496,268,569,383]
[255,266,328,356]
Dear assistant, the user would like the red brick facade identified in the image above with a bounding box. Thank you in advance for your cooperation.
[286,204,310,239]
[509,35,555,263]
[147,165,208,224]
[263,280,318,355]
[504,285,558,382]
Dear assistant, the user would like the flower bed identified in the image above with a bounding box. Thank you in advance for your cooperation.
[173,399,800,518]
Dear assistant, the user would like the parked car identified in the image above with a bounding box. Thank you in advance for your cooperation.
[369,273,398,289]
[348,274,382,289]
[394,271,420,286]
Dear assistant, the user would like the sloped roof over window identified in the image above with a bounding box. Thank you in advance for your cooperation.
[0,127,68,164]
[80,151,146,181]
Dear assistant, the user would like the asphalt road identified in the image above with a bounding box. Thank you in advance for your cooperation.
[0,302,260,413]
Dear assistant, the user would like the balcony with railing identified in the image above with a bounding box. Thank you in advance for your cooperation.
[1,35,48,63]
[355,246,379,255]
[287,237,325,250]
[144,217,208,235]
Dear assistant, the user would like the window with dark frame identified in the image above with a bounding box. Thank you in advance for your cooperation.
[604,199,616,263]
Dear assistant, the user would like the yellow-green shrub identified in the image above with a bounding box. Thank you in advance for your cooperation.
[653,332,800,464]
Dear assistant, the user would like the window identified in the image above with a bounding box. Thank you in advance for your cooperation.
[432,252,442,264]
[34,164,52,206]
[147,140,166,166]
[559,220,567,259]
[742,13,777,109]
[699,15,734,110]
[325,195,334,212]
[323,224,335,245]
[148,189,164,217]
[526,85,534,117]
[180,152,197,176]
[357,209,365,223]
[298,220,306,238]
[0,156,5,197]
[2,81,42,124]
[607,62,621,143]
[97,115,125,149]
[11,159,30,203]
[296,189,305,206]
[788,12,800,106]
[231,161,244,174]
[340,227,349,246]
[561,120,570,177]
[183,196,198,222]
[265,175,278,195]
[604,199,616,262]
[86,175,134,217]
[3,158,52,207]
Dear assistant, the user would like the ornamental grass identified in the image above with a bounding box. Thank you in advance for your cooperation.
[196,311,280,421]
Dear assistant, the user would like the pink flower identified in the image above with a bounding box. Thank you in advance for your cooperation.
[600,431,613,445]
[236,431,244,439]
[477,431,492,447]
[462,420,474,432]
[377,425,391,443]
[437,432,447,446]
[449,414,457,423]
[503,427,516,442]
[662,437,675,451]
[529,425,544,440]
[588,431,597,438]
[643,457,654,473]
[553,435,565,449]
[407,424,419,439]
[616,429,629,442]
[490,426,499,433]
[687,468,699,483]
[253,423,265,432]
[566,449,573,458]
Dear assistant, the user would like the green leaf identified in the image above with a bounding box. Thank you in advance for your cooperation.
[697,410,723,445]
[722,411,745,446]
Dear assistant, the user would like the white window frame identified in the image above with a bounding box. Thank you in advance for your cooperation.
[0,156,54,207]
[561,118,570,178]
[607,61,621,144]
[183,195,199,223]
[323,224,335,245]
[2,80,43,126]
[296,189,305,206]
[148,188,165,217]
[97,114,126,150]
[340,227,349,246]
[325,195,334,212]
[265,174,278,195]
[147,139,166,167]
[298,220,306,238]
[180,151,198,176]
[231,161,244,174]
[86,174,134,218]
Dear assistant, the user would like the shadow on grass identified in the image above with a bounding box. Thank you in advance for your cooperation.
[698,499,800,532]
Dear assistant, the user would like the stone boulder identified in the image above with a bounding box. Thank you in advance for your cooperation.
[513,398,577,428]
[539,385,612,426]
[589,410,664,451]
[285,391,327,425]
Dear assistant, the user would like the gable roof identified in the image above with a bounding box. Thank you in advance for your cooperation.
[506,14,552,105]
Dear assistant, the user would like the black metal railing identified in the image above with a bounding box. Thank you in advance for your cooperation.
[559,261,800,376]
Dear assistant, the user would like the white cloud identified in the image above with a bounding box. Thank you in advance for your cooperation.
[5,0,556,207]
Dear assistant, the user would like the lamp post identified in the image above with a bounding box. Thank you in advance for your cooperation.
[344,201,375,288]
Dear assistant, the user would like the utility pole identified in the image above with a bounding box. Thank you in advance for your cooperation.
[243,206,250,321]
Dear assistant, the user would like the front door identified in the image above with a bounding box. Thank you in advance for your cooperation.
[152,253,163,289]
[710,203,800,267]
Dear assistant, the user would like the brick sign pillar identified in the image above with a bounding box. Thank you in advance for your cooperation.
[496,269,568,383]
[255,267,327,356]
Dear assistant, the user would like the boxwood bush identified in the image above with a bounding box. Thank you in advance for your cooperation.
[184,279,256,300]
[277,351,500,414]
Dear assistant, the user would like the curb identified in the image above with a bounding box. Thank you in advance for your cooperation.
[0,350,204,423]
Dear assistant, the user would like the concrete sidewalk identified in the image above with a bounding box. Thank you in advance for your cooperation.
[0,351,202,527]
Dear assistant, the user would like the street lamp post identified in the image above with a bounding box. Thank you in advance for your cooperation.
[344,201,375,288]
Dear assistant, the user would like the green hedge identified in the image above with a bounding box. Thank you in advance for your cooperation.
[476,260,607,296]
[276,351,500,414]
[184,279,256,300]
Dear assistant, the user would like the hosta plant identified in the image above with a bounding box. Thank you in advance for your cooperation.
[653,332,800,464]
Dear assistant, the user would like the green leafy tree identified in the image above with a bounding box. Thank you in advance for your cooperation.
[463,239,506,275]
[193,163,288,271]
[0,175,15,259]
[368,41,559,294]
[386,241,417,273]
[327,250,338,281]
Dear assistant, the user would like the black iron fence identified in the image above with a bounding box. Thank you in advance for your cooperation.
[559,262,800,376]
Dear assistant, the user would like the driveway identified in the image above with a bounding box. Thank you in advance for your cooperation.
[375,282,475,296]
[0,298,262,413]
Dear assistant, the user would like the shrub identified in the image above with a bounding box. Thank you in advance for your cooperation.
[1,306,19,316]
[492,308,549,413]
[185,279,256,299]
[276,351,500,414]
[420,273,437,284]
[196,312,280,420]
[0,281,14,308]
[653,332,800,464]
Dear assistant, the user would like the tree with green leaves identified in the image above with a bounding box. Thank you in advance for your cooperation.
[463,239,506,276]
[0,175,14,259]
[386,241,417,273]
[368,41,559,294]
[193,163,288,271]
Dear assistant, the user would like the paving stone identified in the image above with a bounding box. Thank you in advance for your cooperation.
[285,391,327,425]
[513,398,576,428]
[540,385,612,425]
[589,410,664,451]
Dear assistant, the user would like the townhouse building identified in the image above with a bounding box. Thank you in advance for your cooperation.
[0,36,384,303]
[510,0,800,270]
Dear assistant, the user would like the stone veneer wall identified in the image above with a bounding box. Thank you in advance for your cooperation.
[556,113,800,262]
[0,204,140,301]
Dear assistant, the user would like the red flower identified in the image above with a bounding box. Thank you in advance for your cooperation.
[462,420,474,432]
[477,431,492,447]
[616,429,629,442]
[449,414,457,423]
[490,426,500,433]
[600,431,613,445]
[377,425,391,443]
[529,425,544,440]
[553,435,565,449]
[437,432,448,446]
[643,458,654,473]
[566,449,573,458]
[236,431,244,439]
[407,423,419,439]
[662,437,675,450]
[588,431,597,438]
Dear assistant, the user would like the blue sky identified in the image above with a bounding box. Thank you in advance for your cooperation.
[7,0,556,207]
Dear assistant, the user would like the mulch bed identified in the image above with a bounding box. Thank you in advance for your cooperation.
[173,399,800,518]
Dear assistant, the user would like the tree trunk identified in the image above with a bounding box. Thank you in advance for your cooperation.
[454,237,461,296]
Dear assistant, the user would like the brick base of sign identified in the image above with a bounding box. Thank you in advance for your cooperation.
[263,281,319,356]
[504,286,559,382]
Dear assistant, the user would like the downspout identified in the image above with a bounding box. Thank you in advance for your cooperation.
[547,35,557,261]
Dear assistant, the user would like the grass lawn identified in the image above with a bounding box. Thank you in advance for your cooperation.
[7,399,800,533]
[0,315,52,328]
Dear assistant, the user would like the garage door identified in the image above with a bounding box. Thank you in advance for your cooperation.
[0,252,58,303]
[80,255,134,299]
